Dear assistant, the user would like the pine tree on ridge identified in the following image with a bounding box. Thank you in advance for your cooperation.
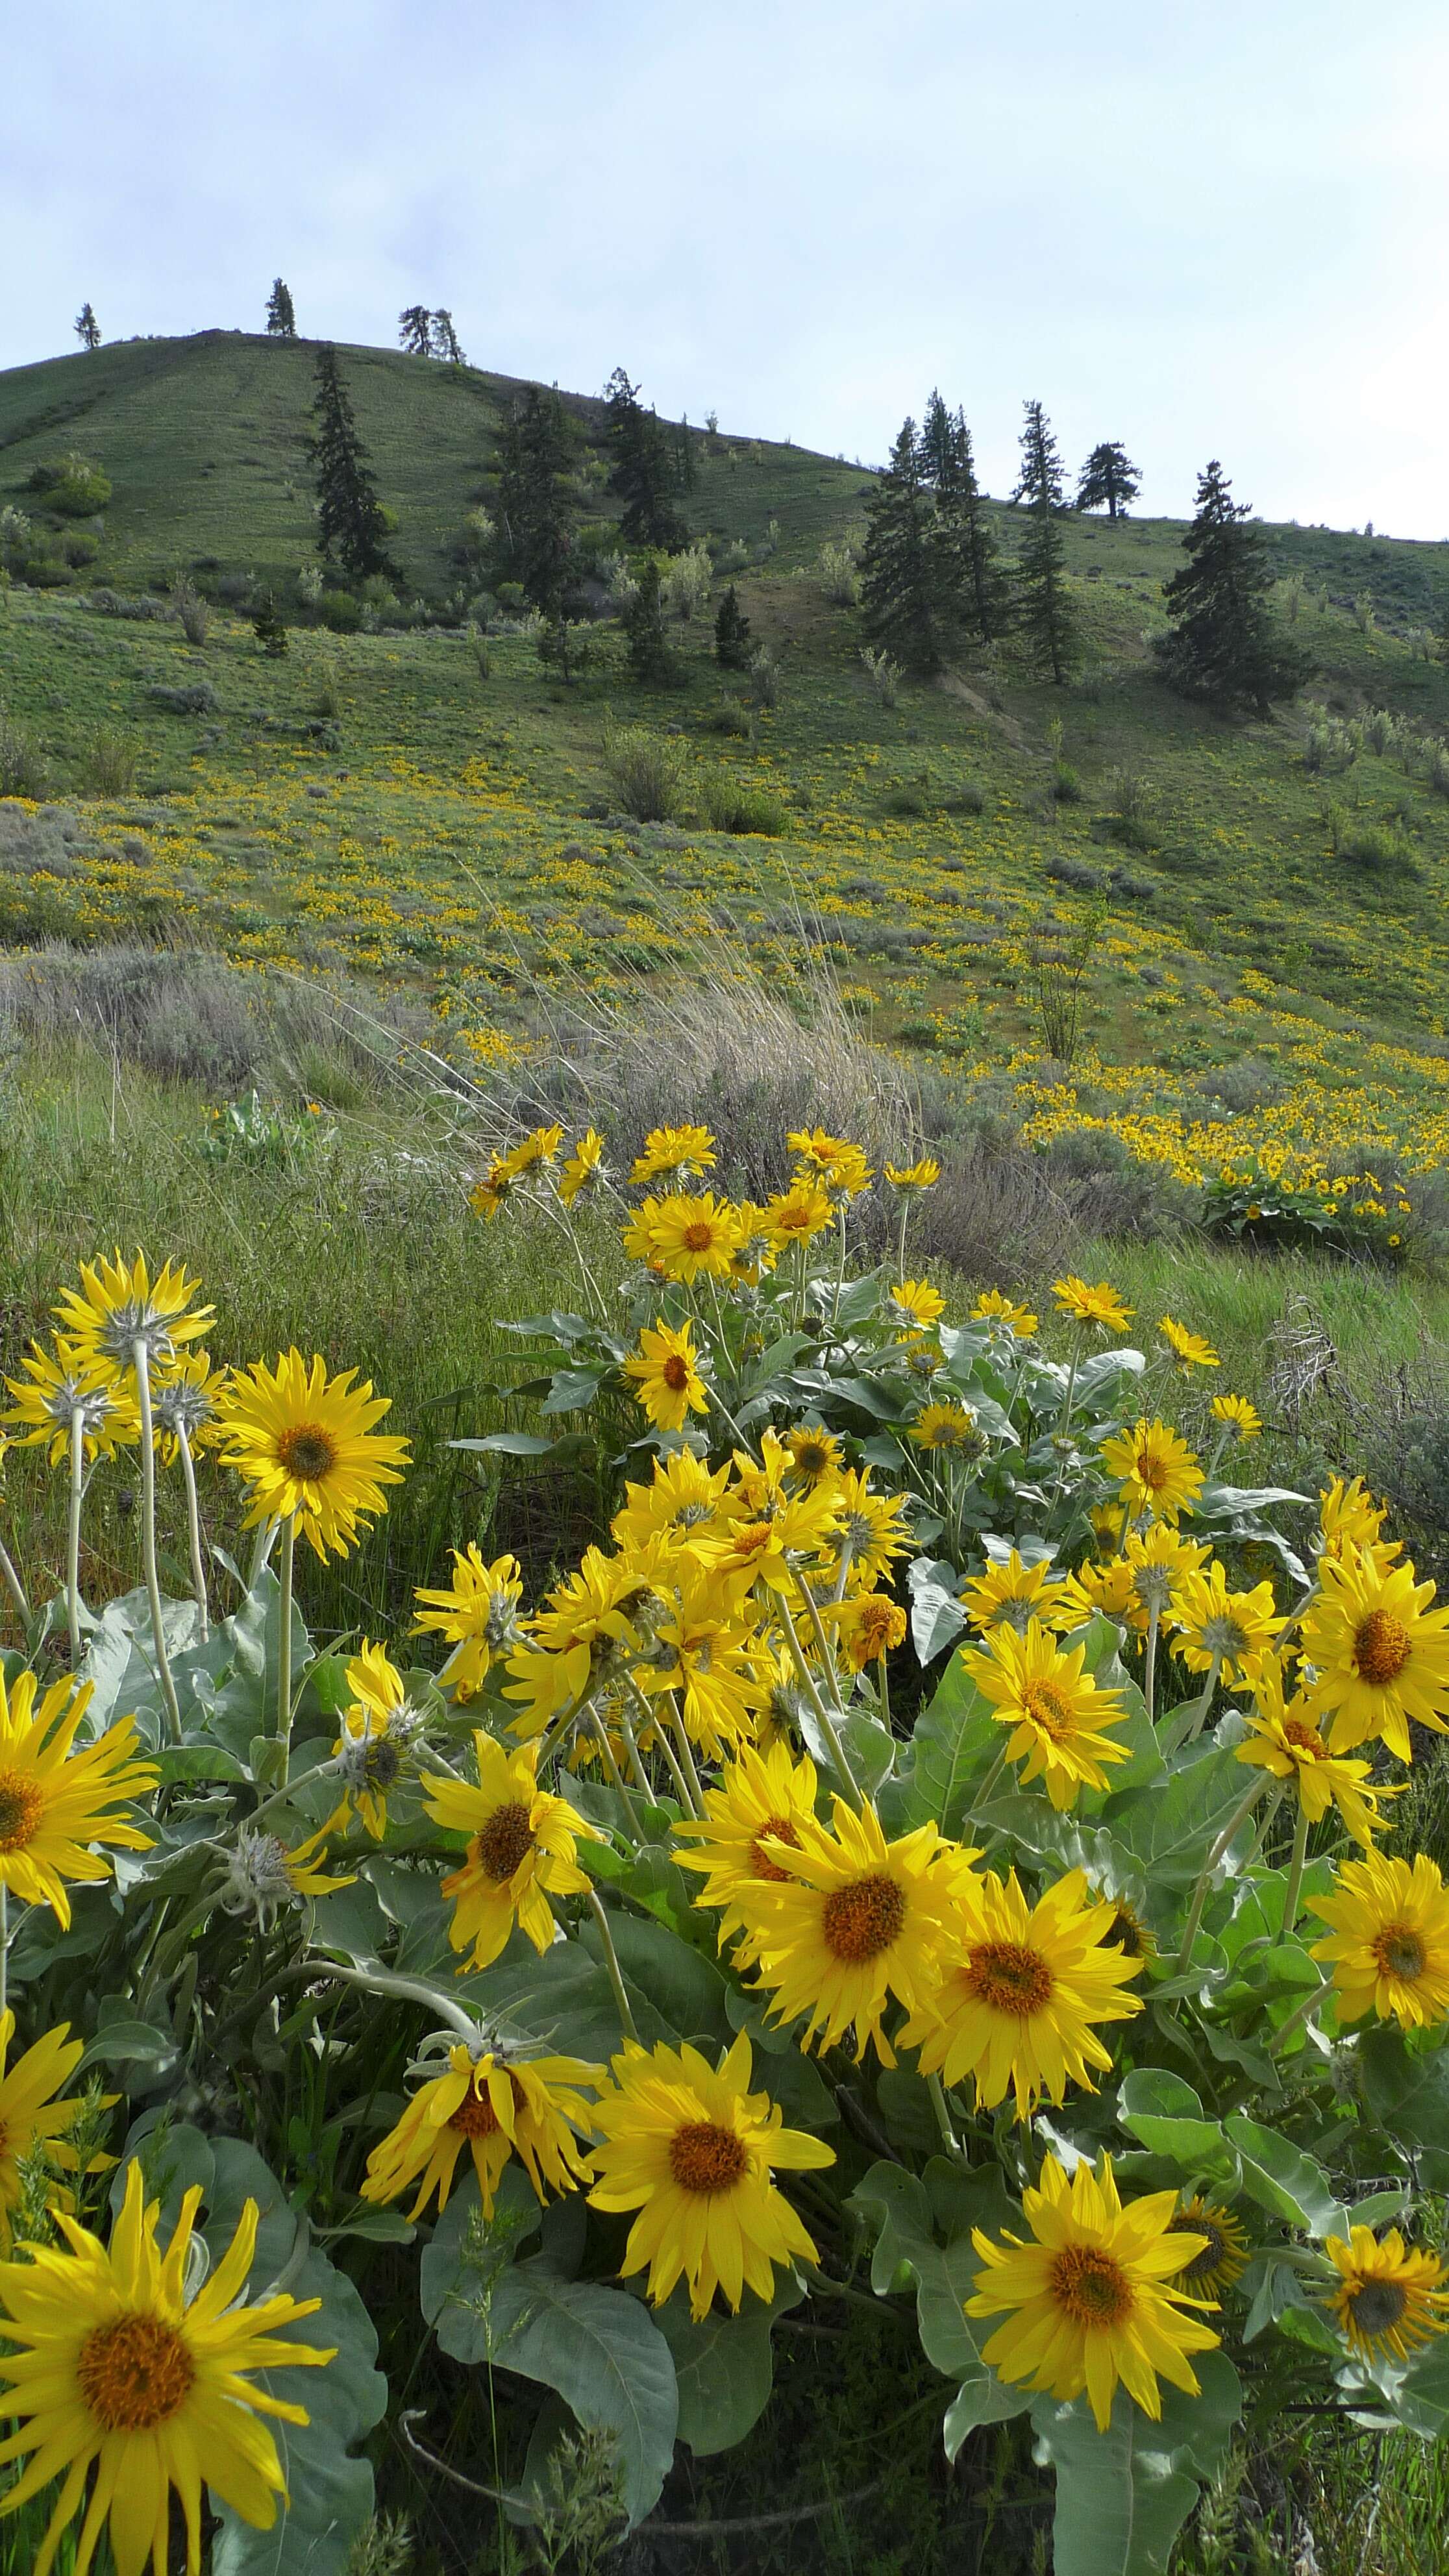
[1076,441,1141,519]
[1156,459,1306,714]
[398,305,434,358]
[1012,399,1076,684]
[604,368,687,551]
[266,279,297,339]
[73,303,101,351]
[309,346,396,580]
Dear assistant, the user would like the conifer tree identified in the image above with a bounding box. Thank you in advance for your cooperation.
[1012,399,1076,684]
[675,418,697,493]
[623,557,671,682]
[432,309,465,366]
[937,406,1009,643]
[73,303,101,351]
[309,347,395,580]
[251,591,289,656]
[266,279,297,339]
[859,419,947,673]
[1156,460,1306,714]
[492,387,576,615]
[919,388,955,487]
[398,305,434,358]
[604,368,687,551]
[1076,440,1140,519]
[714,584,751,671]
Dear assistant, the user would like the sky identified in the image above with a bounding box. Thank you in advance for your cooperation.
[6,0,1449,536]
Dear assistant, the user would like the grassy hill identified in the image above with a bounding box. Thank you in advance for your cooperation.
[5,332,1449,1209]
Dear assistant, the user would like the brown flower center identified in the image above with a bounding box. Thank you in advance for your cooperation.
[1350,2277,1409,2339]
[1050,2245,1135,2329]
[1283,1718,1327,1759]
[1354,1609,1411,1687]
[474,1800,536,1882]
[1104,1905,1148,1957]
[661,1355,690,1391]
[78,2313,195,2431]
[1169,2211,1229,2288]
[681,1221,715,1254]
[1137,1450,1167,1490]
[1020,1678,1077,1742]
[821,1871,906,1963]
[0,1770,44,1853]
[962,1940,1054,2018]
[276,1422,338,1483]
[748,1815,802,1885]
[449,2074,525,2138]
[1372,1922,1426,1983]
[669,2119,748,2194]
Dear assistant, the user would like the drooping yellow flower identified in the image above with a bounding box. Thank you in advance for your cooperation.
[1165,2198,1250,2297]
[587,2034,834,2320]
[910,1400,986,1457]
[423,1731,592,1970]
[1098,1418,1204,1526]
[740,1798,957,2062]
[1301,1544,1449,1763]
[3,1340,138,1466]
[1158,1315,1220,1370]
[469,1157,515,1221]
[1317,1476,1398,1567]
[1324,2227,1449,2362]
[901,1868,1143,2118]
[967,2153,1220,2431]
[0,2015,97,2248]
[673,1740,821,1957]
[55,1249,213,1376]
[828,1591,909,1672]
[629,1124,717,1185]
[413,1546,524,1701]
[361,2044,601,2220]
[216,1350,410,1560]
[888,1278,945,1332]
[960,1621,1130,1811]
[623,1318,709,1432]
[638,1193,743,1285]
[1059,1557,1143,1634]
[1309,1850,1449,2030]
[1235,1654,1400,1846]
[788,1129,873,1197]
[638,1559,763,1760]
[971,1288,1039,1337]
[1211,1394,1261,1442]
[960,1550,1075,1638]
[885,1157,941,1193]
[612,1450,732,1555]
[495,1124,563,1182]
[1123,1522,1211,1622]
[0,2157,332,2576]
[761,1180,835,1249]
[0,1674,155,1927]
[325,1641,420,1839]
[558,1128,606,1207]
[504,1544,649,1734]
[149,1351,228,1465]
[1169,1563,1283,1679]
[823,1467,911,1593]
[1052,1276,1134,1333]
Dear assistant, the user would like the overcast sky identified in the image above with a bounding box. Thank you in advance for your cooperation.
[6,1,1447,535]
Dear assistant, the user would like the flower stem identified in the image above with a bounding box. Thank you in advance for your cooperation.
[588,1889,641,2044]
[277,1512,297,1789]
[1174,1777,1266,1973]
[177,1428,210,1643]
[310,1956,486,2046]
[583,1705,645,1842]
[1281,1801,1311,1938]
[1,1884,8,2022]
[926,2072,960,2157]
[1144,1605,1159,1728]
[778,1591,862,1805]
[134,1339,182,1746]
[0,1537,29,1635]
[1269,1970,1332,2058]
[66,1406,85,1667]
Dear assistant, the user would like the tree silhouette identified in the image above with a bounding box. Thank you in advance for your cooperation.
[266,279,297,339]
[309,347,396,579]
[73,303,101,351]
[398,306,434,358]
[1076,441,1141,519]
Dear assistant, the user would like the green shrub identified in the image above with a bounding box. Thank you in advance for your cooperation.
[0,714,49,799]
[601,719,690,821]
[80,725,139,795]
[697,773,786,836]
[1204,1162,1411,1262]
[1050,758,1082,802]
[1328,806,1417,870]
[318,589,363,634]
[27,452,112,516]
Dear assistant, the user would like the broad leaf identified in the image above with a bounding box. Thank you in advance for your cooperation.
[1115,2071,1237,2183]
[1359,2027,1449,2153]
[1223,2115,1344,2236]
[848,2162,1027,2441]
[1032,2353,1242,2576]
[656,2279,800,2454]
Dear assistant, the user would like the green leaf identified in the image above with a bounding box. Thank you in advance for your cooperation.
[1359,2027,1449,2152]
[1223,2116,1344,2236]
[1103,1742,1251,1887]
[1115,2072,1237,2183]
[452,1430,591,1459]
[1032,2354,1242,2576]
[541,1364,607,1414]
[906,1555,968,1665]
[77,2016,177,2076]
[656,2279,800,2454]
[422,2179,677,2527]
[848,2162,1027,2438]
[588,1907,733,2051]
[899,1653,999,1837]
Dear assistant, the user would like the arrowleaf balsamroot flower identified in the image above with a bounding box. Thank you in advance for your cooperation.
[1169,1563,1283,1679]
[635,1193,742,1284]
[0,1673,156,1927]
[910,1400,985,1457]
[901,1866,1143,2119]
[1098,1418,1204,1526]
[1210,1393,1261,1441]
[971,1287,1039,1336]
[413,1545,524,1701]
[739,1798,961,2063]
[3,1340,138,1465]
[0,2157,333,2576]
[1158,1314,1220,1370]
[959,1550,1074,1638]
[967,2153,1220,2431]
[587,2033,834,2320]
[1052,1276,1134,1333]
[673,1741,821,1959]
[558,1127,606,1206]
[1324,2227,1449,2362]
[623,1318,709,1432]
[1235,1655,1400,1845]
[1300,1542,1449,1763]
[55,1249,213,1376]
[362,2044,601,2220]
[629,1123,716,1184]
[423,1733,592,1970]
[217,1350,410,1560]
[1165,2197,1250,2297]
[325,1641,423,1839]
[960,1620,1130,1811]
[1308,1849,1449,2030]
[0,2014,99,2248]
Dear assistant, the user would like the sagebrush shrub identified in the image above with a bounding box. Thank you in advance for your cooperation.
[0,713,49,799]
[601,719,690,822]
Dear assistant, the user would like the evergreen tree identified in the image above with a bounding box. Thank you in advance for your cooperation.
[266,279,297,339]
[398,305,434,358]
[859,419,947,674]
[432,309,465,366]
[73,303,101,351]
[1011,399,1076,684]
[714,584,752,671]
[675,418,697,493]
[1076,440,1141,519]
[623,558,671,682]
[919,388,955,487]
[309,347,395,580]
[937,406,1009,643]
[604,368,687,551]
[1156,460,1306,714]
[251,591,289,656]
[492,387,576,615]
